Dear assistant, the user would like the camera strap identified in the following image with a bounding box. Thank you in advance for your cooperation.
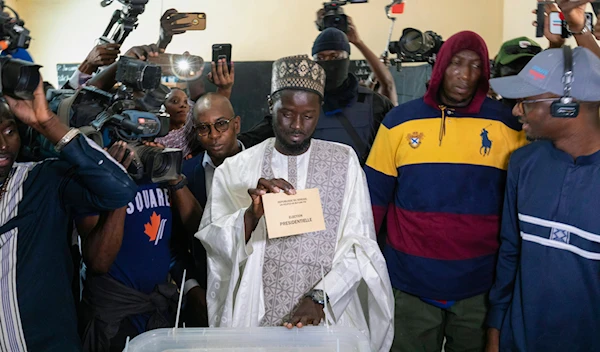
[57,89,81,126]
[57,85,113,126]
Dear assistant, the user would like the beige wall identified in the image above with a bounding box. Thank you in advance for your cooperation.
[3,0,19,10]
[15,0,505,86]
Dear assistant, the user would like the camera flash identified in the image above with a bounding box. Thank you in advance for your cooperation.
[177,59,190,72]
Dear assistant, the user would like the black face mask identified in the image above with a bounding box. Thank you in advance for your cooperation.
[317,58,350,91]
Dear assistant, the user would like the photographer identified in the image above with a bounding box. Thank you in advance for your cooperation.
[63,43,121,90]
[551,0,600,58]
[77,142,202,351]
[85,44,162,93]
[63,8,188,91]
[157,8,191,51]
[0,80,137,351]
[68,54,202,352]
[532,0,600,58]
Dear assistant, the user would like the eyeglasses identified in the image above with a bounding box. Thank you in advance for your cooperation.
[194,116,236,137]
[517,98,557,115]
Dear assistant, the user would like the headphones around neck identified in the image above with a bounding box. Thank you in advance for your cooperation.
[550,45,580,118]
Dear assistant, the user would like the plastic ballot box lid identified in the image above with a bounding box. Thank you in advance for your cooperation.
[124,326,371,352]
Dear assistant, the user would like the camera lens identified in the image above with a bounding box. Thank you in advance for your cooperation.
[0,58,42,100]
[152,153,172,178]
[131,144,183,183]
[402,31,424,53]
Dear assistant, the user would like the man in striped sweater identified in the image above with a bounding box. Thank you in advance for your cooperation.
[0,81,137,351]
[365,31,527,351]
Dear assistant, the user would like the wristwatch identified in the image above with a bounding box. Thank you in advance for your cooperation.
[305,289,328,306]
[568,24,590,36]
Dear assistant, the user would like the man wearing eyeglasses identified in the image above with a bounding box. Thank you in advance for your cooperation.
[184,93,244,204]
[485,46,600,351]
[175,93,245,327]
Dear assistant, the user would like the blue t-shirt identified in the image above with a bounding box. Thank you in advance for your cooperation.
[107,182,173,332]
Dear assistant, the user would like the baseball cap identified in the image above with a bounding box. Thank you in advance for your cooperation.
[490,46,600,101]
[495,37,542,66]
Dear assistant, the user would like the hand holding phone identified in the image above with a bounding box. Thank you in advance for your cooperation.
[174,13,207,31]
[209,44,234,92]
[212,44,232,69]
[549,11,594,37]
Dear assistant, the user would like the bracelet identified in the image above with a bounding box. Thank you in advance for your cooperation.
[54,128,81,153]
[168,174,188,193]
[568,25,590,36]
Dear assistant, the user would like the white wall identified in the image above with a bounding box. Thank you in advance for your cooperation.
[15,0,505,86]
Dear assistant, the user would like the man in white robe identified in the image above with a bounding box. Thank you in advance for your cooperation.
[196,55,394,352]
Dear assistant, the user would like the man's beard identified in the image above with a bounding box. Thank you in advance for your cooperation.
[272,122,312,156]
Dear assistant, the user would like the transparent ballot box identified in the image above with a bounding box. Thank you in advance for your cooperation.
[124,326,371,352]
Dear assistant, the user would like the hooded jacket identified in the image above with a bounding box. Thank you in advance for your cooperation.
[423,31,490,115]
[365,31,527,301]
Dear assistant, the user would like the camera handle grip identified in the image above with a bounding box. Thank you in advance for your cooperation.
[118,116,143,133]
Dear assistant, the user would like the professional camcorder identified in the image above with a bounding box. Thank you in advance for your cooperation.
[82,57,182,183]
[85,101,182,184]
[317,0,368,33]
[0,1,31,51]
[0,0,40,100]
[29,57,181,182]
[389,28,444,69]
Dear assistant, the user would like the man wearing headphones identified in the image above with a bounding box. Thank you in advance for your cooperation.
[485,46,600,351]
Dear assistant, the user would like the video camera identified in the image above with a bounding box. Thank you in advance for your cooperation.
[0,0,41,100]
[81,56,182,183]
[99,0,149,45]
[36,57,180,182]
[0,1,31,51]
[389,28,444,70]
[317,0,368,33]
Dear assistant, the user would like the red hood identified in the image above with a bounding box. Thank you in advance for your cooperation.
[423,31,490,114]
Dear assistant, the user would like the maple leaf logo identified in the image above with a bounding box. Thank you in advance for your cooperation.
[144,212,162,242]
